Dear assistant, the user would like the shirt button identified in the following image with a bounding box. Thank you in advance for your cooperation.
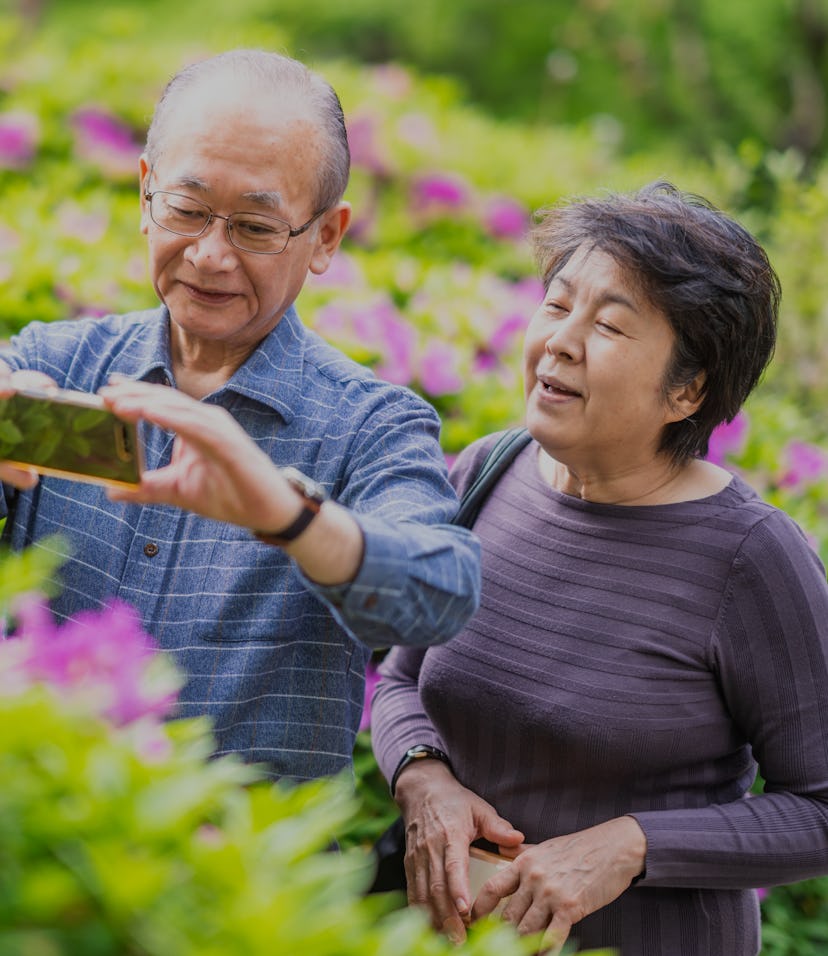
[143,542,159,557]
[364,594,378,610]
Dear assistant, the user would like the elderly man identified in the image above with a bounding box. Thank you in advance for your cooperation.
[0,49,479,781]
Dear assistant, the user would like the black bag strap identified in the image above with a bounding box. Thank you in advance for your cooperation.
[453,427,532,529]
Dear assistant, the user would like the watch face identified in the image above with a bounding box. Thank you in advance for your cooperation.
[281,466,327,503]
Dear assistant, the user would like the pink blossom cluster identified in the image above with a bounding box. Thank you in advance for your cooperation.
[71,107,142,179]
[6,597,178,726]
[0,110,38,169]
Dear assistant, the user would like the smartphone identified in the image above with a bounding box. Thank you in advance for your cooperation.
[468,846,513,915]
[0,387,143,488]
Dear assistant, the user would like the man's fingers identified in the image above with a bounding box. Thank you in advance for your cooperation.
[0,463,39,489]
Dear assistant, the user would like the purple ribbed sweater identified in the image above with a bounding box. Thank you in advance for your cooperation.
[372,435,828,956]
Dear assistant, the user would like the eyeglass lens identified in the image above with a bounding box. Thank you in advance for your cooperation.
[150,192,292,253]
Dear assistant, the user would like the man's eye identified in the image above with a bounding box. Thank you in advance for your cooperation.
[235,219,282,238]
[169,203,206,220]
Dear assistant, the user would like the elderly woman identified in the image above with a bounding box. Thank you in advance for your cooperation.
[370,182,828,956]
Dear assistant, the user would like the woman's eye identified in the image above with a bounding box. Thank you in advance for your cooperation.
[597,321,621,334]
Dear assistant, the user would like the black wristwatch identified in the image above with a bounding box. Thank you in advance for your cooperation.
[253,467,328,547]
[390,744,452,797]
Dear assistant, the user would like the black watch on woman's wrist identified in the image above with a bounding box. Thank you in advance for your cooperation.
[390,744,452,797]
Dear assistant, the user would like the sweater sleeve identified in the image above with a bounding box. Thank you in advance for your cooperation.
[368,436,500,783]
[632,510,828,888]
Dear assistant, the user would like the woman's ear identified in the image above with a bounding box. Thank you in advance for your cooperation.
[308,202,352,275]
[668,370,706,422]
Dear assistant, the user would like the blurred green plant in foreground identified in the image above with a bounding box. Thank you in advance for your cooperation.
[1,4,826,952]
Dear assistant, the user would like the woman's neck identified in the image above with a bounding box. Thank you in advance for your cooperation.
[537,448,732,505]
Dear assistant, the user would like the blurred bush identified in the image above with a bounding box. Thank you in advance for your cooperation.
[1,5,827,951]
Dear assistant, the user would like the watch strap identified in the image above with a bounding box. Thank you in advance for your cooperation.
[390,744,452,797]
[253,467,327,547]
[254,501,320,546]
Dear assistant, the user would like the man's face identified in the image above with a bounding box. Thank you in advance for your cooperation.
[139,79,348,361]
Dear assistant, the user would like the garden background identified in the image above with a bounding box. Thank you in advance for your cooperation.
[1,0,827,952]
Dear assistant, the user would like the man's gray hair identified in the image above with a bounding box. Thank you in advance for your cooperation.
[145,49,350,212]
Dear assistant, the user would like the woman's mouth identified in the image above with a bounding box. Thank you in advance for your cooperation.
[539,375,581,398]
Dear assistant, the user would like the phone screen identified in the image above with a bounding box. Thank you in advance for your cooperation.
[0,389,143,487]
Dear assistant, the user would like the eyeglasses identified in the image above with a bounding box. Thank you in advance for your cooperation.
[144,189,327,255]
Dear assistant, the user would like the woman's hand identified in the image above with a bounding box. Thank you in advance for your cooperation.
[394,759,524,944]
[471,816,646,954]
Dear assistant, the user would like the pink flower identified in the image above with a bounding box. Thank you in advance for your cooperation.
[360,300,416,386]
[483,196,529,240]
[418,340,464,396]
[11,597,178,725]
[778,440,828,491]
[489,312,528,355]
[359,660,382,732]
[412,173,470,212]
[706,412,749,466]
[0,110,38,169]
[71,107,142,179]
[347,114,391,176]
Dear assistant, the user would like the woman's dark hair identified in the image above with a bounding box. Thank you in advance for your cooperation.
[530,181,780,463]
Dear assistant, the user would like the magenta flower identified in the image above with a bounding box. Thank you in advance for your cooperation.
[706,412,749,466]
[483,196,529,240]
[359,660,382,731]
[347,114,391,176]
[355,299,416,386]
[778,440,828,491]
[412,173,470,212]
[0,110,38,169]
[419,340,464,396]
[11,597,178,725]
[490,312,529,355]
[71,107,142,178]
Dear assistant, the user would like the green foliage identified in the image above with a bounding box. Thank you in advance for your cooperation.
[1,4,827,952]
[0,548,551,956]
[760,879,828,956]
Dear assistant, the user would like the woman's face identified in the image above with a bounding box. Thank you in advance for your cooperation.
[523,245,692,476]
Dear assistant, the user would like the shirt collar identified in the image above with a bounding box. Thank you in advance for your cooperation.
[106,303,307,425]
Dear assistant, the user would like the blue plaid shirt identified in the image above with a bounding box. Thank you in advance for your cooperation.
[1,305,480,780]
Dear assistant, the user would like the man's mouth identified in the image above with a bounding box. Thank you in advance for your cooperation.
[182,282,238,303]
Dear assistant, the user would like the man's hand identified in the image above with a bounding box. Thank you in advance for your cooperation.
[0,363,60,489]
[100,378,365,585]
[394,759,524,944]
[471,816,647,953]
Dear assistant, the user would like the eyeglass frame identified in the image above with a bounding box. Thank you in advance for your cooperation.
[143,184,329,255]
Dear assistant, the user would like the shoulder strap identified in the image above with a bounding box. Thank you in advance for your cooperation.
[453,427,532,529]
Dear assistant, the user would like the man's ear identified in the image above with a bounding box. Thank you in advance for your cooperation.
[668,370,706,422]
[308,202,351,275]
[138,155,151,236]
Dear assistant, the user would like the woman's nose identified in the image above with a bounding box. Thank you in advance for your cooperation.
[545,315,584,361]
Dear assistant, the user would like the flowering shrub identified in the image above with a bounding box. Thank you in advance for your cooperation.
[1,6,826,951]
[0,547,563,955]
